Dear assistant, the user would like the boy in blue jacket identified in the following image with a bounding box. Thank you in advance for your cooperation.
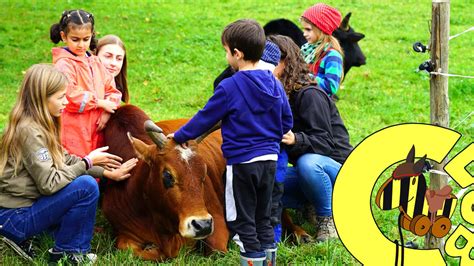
[170,19,293,266]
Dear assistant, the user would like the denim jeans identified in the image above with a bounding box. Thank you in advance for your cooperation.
[282,153,341,216]
[0,175,99,253]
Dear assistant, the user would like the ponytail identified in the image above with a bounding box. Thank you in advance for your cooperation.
[50,23,62,44]
[89,33,98,51]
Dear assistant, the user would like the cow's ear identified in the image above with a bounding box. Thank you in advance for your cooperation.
[348,32,365,42]
[127,132,152,164]
[339,12,352,31]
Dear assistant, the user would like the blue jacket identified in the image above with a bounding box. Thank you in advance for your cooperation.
[174,70,293,164]
[308,49,343,96]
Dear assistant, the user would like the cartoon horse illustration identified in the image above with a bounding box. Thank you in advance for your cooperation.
[375,146,457,264]
[376,145,456,237]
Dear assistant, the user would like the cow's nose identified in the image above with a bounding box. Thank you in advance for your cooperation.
[191,217,213,237]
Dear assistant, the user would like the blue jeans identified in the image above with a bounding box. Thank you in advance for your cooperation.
[282,153,341,216]
[0,175,99,253]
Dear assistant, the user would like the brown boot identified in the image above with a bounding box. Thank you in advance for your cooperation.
[315,216,337,242]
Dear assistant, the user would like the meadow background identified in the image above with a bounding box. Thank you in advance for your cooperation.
[1,0,472,265]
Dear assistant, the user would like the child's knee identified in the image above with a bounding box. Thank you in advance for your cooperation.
[73,175,99,198]
[297,158,324,178]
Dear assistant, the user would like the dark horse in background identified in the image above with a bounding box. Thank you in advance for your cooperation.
[213,13,366,88]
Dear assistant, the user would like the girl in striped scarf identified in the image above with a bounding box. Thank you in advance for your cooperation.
[300,3,344,97]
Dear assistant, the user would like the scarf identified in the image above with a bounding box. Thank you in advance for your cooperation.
[300,42,330,64]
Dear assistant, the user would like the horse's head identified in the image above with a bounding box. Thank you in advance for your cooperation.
[376,146,427,210]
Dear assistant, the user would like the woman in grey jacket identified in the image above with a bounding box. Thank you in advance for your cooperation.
[0,64,137,264]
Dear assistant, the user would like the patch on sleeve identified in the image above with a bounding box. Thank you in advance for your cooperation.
[36,148,51,162]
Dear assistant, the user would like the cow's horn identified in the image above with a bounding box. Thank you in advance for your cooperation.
[144,120,167,149]
[340,12,351,31]
[196,121,222,143]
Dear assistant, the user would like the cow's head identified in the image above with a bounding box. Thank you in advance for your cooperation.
[127,121,216,239]
[332,12,366,75]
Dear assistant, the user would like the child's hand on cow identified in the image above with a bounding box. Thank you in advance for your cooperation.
[166,133,189,148]
[97,99,117,113]
[87,146,123,170]
[104,158,138,181]
[282,130,296,145]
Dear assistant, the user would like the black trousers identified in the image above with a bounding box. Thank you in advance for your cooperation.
[224,160,276,254]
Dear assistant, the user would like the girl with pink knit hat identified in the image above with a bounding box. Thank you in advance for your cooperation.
[300,3,344,97]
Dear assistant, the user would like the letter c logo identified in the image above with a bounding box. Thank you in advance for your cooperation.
[333,124,461,265]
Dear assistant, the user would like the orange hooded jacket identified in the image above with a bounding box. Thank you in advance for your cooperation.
[52,47,122,157]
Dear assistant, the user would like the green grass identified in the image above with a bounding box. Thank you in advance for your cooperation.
[1,0,473,265]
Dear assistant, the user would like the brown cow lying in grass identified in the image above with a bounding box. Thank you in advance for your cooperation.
[102,105,228,261]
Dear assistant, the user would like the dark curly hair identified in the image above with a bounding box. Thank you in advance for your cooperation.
[50,10,97,50]
[267,35,316,98]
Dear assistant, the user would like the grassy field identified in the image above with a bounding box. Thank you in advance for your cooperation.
[1,0,473,265]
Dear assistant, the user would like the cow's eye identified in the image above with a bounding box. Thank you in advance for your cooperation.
[163,170,175,188]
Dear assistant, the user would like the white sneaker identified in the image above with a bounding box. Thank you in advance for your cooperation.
[48,248,97,264]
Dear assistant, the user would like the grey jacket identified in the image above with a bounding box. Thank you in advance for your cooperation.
[0,119,103,208]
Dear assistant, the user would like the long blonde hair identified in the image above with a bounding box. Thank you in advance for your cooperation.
[0,64,67,174]
[301,17,345,81]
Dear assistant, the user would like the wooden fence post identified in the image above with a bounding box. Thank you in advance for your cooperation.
[425,0,450,250]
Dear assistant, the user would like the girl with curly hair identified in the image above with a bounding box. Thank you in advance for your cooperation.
[268,35,352,242]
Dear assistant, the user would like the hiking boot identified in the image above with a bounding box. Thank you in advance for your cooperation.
[315,216,337,242]
[1,235,37,261]
[48,248,97,265]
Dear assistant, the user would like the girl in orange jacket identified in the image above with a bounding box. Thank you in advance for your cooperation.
[50,10,122,157]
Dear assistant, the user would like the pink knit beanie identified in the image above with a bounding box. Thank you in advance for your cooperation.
[302,3,342,35]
